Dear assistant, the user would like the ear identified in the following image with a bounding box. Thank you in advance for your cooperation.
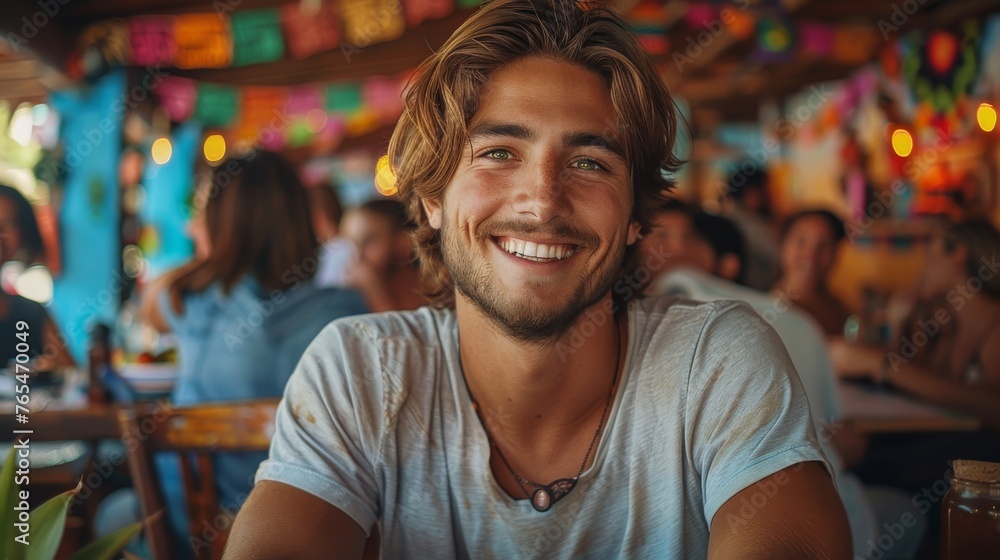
[422,197,442,230]
[718,254,742,283]
[626,219,640,246]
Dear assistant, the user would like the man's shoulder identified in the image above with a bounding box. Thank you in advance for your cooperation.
[633,293,753,333]
[317,305,455,350]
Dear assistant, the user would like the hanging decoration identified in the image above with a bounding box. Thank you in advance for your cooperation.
[280,3,341,59]
[128,17,177,66]
[403,0,455,28]
[74,0,476,72]
[628,0,669,56]
[902,21,981,133]
[229,9,285,66]
[194,82,240,128]
[754,14,796,62]
[173,13,232,69]
[150,72,410,150]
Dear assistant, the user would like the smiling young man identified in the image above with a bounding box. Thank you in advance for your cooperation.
[225,1,851,558]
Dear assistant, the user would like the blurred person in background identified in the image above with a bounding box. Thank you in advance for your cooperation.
[720,166,781,291]
[0,184,74,370]
[772,209,853,337]
[341,198,425,311]
[96,151,369,557]
[831,219,1000,430]
[309,182,357,288]
[643,206,925,559]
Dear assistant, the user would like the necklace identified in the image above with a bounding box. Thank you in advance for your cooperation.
[465,318,622,513]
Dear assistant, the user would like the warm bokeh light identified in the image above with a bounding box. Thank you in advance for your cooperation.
[203,134,226,162]
[891,128,913,157]
[977,102,997,132]
[374,155,398,197]
[151,137,173,164]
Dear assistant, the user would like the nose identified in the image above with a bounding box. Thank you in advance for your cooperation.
[510,155,572,223]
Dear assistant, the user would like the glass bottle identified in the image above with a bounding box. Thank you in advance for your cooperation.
[941,460,1000,559]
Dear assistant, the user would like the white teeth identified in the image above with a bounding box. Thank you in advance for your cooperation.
[497,237,577,261]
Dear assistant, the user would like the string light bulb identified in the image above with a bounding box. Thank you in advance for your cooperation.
[891,128,913,157]
[203,134,226,163]
[374,155,397,196]
[977,102,997,132]
[151,137,172,164]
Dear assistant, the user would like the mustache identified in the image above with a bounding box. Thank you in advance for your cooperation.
[476,218,600,247]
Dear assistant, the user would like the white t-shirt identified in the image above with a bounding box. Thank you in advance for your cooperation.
[655,268,876,551]
[256,296,829,558]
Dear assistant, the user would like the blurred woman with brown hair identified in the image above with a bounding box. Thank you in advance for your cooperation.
[832,219,1000,429]
[132,151,368,556]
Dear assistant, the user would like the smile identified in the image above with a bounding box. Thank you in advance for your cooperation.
[495,236,579,262]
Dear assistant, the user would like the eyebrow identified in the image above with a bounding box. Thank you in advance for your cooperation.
[468,122,626,163]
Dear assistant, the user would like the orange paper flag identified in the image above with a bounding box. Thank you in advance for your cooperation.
[174,14,232,69]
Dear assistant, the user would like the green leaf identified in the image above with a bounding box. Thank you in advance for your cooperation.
[69,520,143,560]
[1,450,26,560]
[24,485,78,560]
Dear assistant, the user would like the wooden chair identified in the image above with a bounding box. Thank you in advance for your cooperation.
[118,399,279,560]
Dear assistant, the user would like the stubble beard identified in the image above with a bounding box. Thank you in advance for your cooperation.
[440,214,625,344]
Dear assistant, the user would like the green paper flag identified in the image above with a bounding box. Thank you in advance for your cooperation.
[195,83,239,127]
[457,0,482,8]
[230,9,285,67]
[325,83,363,113]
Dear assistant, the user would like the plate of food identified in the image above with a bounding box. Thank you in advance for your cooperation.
[112,349,179,396]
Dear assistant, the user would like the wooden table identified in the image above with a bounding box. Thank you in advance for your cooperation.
[838,381,982,433]
[0,368,121,442]
[0,401,120,442]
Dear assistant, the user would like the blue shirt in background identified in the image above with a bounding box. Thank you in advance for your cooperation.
[156,276,369,553]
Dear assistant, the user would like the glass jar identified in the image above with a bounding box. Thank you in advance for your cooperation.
[941,461,1000,559]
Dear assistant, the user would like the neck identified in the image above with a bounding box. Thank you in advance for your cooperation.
[457,292,624,454]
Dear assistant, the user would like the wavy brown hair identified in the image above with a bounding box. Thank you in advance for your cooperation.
[168,151,319,313]
[388,0,682,308]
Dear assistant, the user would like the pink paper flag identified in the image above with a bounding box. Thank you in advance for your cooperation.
[799,22,834,56]
[402,0,454,28]
[128,16,177,66]
[285,87,324,117]
[155,76,197,122]
[684,3,716,30]
[363,76,405,121]
[281,3,341,59]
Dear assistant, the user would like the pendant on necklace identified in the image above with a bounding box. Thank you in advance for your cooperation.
[529,477,578,512]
